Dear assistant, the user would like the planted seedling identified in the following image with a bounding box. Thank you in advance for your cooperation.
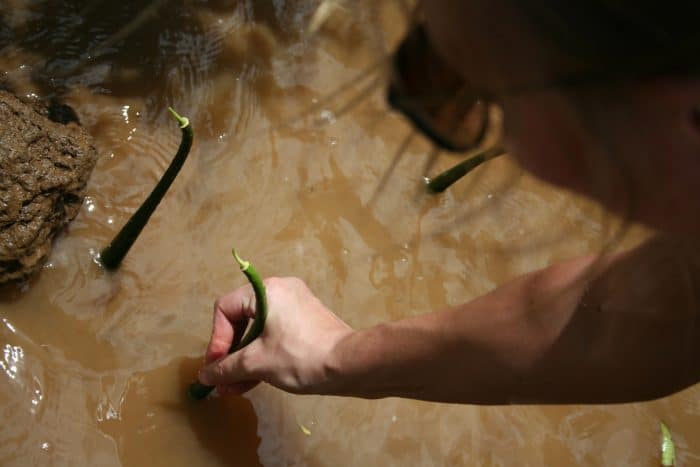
[425,146,504,194]
[100,107,193,270]
[188,249,268,401]
[660,422,676,466]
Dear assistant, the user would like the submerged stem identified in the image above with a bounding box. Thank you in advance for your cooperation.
[425,147,505,194]
[188,250,268,401]
[100,107,193,270]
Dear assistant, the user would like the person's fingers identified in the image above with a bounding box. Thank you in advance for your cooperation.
[199,340,264,386]
[216,285,257,321]
[205,308,234,363]
[205,314,249,363]
[232,319,249,345]
[205,287,256,363]
[217,381,260,396]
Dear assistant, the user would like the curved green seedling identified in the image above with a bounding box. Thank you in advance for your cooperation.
[660,422,676,466]
[425,146,505,194]
[100,108,193,270]
[188,249,268,401]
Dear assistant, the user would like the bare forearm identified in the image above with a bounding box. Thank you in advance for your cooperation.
[326,242,700,404]
[328,314,524,403]
[326,256,593,403]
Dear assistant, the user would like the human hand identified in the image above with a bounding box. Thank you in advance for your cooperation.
[197,277,353,396]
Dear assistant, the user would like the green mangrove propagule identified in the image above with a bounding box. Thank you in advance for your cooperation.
[188,249,268,401]
[660,422,676,466]
[425,146,505,194]
[100,108,193,270]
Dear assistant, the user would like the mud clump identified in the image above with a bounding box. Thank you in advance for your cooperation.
[0,90,97,284]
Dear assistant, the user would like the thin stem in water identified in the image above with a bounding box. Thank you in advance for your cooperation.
[100,107,193,270]
[660,422,676,467]
[425,146,505,194]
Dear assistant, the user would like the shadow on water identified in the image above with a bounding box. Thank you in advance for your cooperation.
[98,356,263,467]
[0,277,36,304]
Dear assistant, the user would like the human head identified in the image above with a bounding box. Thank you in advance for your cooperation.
[411,0,700,235]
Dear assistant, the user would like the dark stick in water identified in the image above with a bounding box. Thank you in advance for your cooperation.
[100,108,193,270]
[188,249,268,401]
[425,146,505,194]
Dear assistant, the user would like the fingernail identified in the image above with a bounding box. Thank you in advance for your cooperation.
[198,367,213,385]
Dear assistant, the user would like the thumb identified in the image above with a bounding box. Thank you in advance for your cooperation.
[198,340,263,386]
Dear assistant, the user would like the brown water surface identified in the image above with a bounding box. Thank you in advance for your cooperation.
[1,1,699,466]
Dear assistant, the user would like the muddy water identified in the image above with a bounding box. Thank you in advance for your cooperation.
[1,1,699,466]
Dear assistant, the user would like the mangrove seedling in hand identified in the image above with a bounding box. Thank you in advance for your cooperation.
[188,249,268,401]
[426,146,505,194]
[100,108,193,270]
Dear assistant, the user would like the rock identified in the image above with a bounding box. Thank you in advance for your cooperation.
[0,90,98,283]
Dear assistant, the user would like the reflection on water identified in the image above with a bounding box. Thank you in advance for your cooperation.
[1,1,700,466]
[1,343,23,380]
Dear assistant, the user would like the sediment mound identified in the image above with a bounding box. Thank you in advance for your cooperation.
[0,90,97,283]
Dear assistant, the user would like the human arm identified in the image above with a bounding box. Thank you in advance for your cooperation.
[198,236,700,403]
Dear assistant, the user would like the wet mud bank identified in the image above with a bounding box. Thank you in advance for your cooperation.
[0,90,97,283]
